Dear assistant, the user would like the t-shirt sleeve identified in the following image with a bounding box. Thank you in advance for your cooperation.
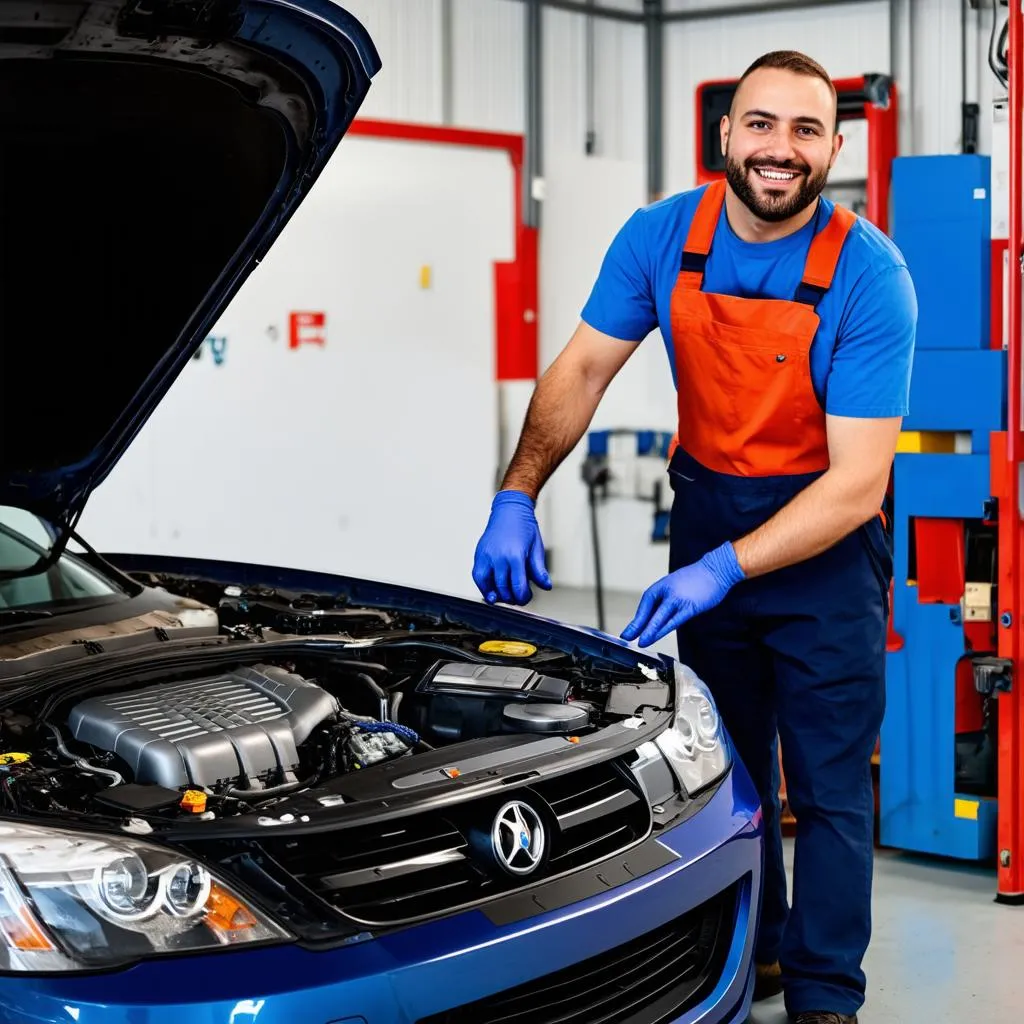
[825,264,918,418]
[579,209,659,342]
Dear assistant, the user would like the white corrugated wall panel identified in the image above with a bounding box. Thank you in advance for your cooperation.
[338,0,444,124]
[543,8,587,157]
[592,15,646,163]
[542,6,644,164]
[901,0,1008,158]
[451,0,526,132]
[663,1,890,193]
[908,0,963,157]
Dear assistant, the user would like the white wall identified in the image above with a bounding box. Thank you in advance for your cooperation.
[80,135,513,601]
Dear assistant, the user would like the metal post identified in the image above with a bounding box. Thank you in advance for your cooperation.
[588,478,606,632]
[524,0,543,228]
[644,0,663,203]
[585,0,596,154]
[440,0,454,125]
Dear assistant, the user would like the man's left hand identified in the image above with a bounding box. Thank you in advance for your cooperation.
[620,542,745,648]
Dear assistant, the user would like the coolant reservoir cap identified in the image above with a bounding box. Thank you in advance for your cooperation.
[503,702,589,734]
[479,640,537,658]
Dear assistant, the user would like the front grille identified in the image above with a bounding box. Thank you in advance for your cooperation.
[257,759,651,928]
[418,883,738,1024]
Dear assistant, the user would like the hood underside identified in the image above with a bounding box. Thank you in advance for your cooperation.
[0,0,379,530]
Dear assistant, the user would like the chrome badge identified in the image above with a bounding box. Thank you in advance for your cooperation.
[491,800,545,876]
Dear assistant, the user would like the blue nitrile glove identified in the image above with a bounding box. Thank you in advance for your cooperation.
[620,542,745,648]
[472,490,552,606]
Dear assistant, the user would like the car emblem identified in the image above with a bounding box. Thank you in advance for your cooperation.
[491,800,545,876]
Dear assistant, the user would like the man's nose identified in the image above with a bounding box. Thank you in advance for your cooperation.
[760,128,798,163]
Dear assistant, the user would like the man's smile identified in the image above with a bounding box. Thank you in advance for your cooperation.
[753,166,801,182]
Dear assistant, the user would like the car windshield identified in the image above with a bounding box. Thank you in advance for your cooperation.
[0,507,124,613]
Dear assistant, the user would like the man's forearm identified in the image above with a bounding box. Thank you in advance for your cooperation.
[501,359,605,501]
[732,468,885,579]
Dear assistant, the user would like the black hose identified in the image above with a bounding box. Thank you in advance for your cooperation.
[346,671,388,721]
[990,0,1009,88]
[224,775,314,800]
[350,671,387,701]
[326,659,391,678]
[366,640,488,662]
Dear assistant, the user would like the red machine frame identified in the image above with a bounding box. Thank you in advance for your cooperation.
[693,75,899,233]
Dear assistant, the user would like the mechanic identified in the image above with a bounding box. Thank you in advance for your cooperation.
[471,49,916,1024]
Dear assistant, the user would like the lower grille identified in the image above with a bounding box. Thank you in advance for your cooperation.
[418,883,738,1024]
[256,759,651,929]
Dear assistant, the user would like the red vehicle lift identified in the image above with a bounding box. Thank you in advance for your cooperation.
[693,74,899,234]
[994,0,1024,904]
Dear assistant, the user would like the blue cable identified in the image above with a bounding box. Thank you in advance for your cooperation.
[354,720,420,746]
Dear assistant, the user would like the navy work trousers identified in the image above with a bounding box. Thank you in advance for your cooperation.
[668,447,890,1017]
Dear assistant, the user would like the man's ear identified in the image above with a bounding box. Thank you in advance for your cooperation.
[720,115,730,157]
[830,131,845,168]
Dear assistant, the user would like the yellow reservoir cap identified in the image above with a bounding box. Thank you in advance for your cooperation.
[0,753,30,766]
[478,640,537,658]
[180,790,208,814]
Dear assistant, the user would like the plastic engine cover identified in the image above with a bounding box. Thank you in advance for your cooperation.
[67,664,338,790]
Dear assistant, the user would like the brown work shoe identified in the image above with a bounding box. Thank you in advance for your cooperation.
[752,960,783,1000]
[790,1014,858,1023]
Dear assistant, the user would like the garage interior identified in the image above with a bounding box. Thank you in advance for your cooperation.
[63,0,1024,1021]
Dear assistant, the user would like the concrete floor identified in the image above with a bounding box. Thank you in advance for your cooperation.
[529,584,1024,1021]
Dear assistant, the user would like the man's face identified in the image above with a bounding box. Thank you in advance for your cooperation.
[720,67,842,223]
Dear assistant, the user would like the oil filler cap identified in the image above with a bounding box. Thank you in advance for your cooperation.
[479,640,537,658]
[503,703,589,734]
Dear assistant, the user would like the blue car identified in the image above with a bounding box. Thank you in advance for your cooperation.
[0,1,763,1022]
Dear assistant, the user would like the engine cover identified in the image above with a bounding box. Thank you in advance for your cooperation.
[67,664,338,791]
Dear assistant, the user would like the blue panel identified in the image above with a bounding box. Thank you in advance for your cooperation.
[883,448,999,861]
[892,453,992,519]
[891,155,991,350]
[587,430,609,457]
[881,604,997,860]
[903,349,1006,434]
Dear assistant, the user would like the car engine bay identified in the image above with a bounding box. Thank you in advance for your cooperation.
[0,572,673,834]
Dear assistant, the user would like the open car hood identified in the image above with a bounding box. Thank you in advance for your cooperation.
[0,0,379,540]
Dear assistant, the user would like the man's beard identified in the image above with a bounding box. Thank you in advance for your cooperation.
[725,153,829,223]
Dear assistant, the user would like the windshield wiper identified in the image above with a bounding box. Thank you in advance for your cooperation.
[0,609,54,624]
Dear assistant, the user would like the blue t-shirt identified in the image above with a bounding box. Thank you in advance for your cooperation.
[580,185,917,419]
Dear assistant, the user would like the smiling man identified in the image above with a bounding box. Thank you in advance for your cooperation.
[471,50,916,1024]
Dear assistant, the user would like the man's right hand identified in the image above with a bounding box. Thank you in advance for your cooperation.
[472,490,552,605]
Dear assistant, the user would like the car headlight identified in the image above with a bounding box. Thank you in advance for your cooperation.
[654,662,731,795]
[0,822,289,972]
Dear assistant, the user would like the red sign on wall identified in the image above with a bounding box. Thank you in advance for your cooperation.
[289,311,326,349]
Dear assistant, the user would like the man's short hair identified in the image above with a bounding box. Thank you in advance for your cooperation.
[733,50,838,131]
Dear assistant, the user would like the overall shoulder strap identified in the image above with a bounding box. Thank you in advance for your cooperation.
[679,180,726,288]
[794,202,857,306]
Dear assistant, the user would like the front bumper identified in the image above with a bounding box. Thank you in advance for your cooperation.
[1,759,762,1024]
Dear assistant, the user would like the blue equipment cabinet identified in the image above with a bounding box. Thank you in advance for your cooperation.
[881,154,1002,861]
